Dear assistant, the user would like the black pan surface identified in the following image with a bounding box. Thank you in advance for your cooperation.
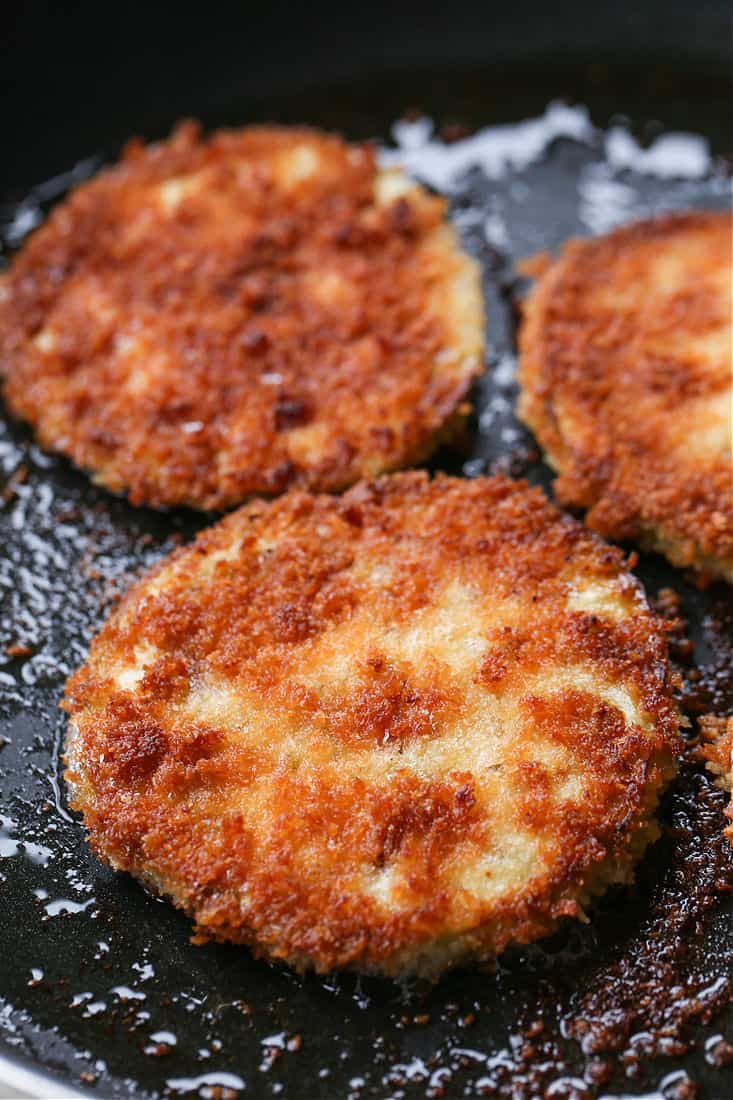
[1,21,732,1100]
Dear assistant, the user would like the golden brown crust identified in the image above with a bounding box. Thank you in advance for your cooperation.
[0,123,483,510]
[698,714,733,845]
[518,211,733,581]
[63,473,679,977]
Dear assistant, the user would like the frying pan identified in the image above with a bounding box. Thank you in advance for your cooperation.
[1,3,732,1097]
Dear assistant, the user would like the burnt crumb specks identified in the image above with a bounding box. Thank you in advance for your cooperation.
[683,594,733,719]
[566,759,733,1059]
[274,395,312,432]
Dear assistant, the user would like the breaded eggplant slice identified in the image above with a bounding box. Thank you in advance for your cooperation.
[0,123,484,510]
[64,472,679,978]
[518,211,733,581]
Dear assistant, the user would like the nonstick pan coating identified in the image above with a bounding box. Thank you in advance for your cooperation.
[1,10,732,1098]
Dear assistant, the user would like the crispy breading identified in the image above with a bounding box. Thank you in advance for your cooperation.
[698,714,732,845]
[518,211,733,581]
[64,472,679,977]
[0,123,484,510]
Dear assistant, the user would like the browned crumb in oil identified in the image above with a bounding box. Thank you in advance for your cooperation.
[562,594,733,1073]
[515,250,553,279]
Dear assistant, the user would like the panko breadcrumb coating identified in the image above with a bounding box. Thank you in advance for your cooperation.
[0,123,484,510]
[698,714,733,845]
[518,211,733,581]
[64,472,679,978]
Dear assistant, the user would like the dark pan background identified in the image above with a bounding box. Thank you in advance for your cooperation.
[1,3,732,1098]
